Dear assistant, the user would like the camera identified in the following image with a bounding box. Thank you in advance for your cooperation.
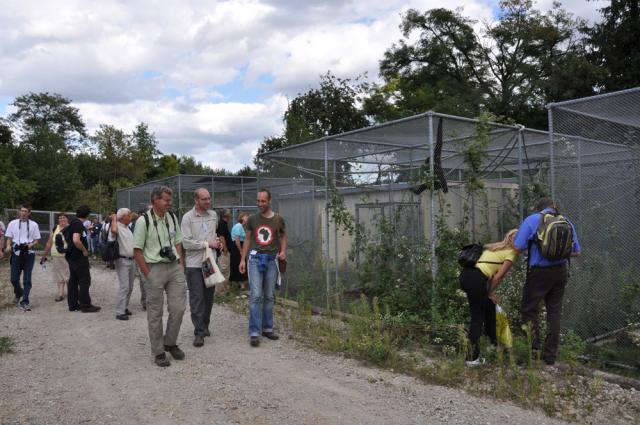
[14,243,30,255]
[159,246,177,262]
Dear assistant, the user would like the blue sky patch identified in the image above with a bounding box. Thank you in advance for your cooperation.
[0,96,12,116]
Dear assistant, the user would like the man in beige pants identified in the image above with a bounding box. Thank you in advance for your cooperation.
[133,186,187,367]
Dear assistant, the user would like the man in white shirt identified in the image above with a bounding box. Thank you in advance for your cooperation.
[181,188,222,347]
[109,208,136,321]
[4,204,41,311]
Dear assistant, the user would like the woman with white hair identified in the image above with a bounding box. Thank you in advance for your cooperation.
[110,208,135,321]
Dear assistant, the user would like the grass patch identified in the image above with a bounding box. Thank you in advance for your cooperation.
[216,292,639,421]
[0,336,15,356]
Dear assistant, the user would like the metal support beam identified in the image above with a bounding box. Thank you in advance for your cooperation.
[548,107,556,199]
[518,128,524,221]
[324,138,330,310]
[428,113,437,309]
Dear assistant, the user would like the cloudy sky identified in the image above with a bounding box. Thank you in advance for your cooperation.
[0,0,603,171]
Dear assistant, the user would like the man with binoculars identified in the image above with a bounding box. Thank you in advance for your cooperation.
[3,204,41,311]
[133,185,187,367]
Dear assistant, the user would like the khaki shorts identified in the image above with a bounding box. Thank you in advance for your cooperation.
[51,256,69,284]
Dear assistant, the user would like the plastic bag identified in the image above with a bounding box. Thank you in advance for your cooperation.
[496,304,513,348]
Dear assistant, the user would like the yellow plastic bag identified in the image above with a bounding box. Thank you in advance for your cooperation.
[496,304,513,348]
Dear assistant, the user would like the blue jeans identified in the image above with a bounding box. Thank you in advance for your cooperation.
[10,252,35,305]
[248,254,278,337]
[90,236,99,254]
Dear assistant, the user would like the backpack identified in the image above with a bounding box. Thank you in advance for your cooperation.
[536,212,574,260]
[458,243,504,268]
[55,222,75,254]
[100,222,110,244]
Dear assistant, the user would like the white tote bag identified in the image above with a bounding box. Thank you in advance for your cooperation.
[202,246,225,288]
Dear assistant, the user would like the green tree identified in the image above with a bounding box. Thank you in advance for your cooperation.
[283,72,369,144]
[375,0,602,128]
[0,120,36,208]
[155,154,180,178]
[9,93,86,209]
[10,92,86,142]
[585,0,640,91]
[255,72,369,176]
[131,122,161,180]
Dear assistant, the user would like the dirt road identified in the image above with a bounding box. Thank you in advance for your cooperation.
[0,262,574,425]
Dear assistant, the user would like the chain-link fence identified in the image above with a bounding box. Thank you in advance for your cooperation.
[549,88,640,341]
[259,112,555,309]
[257,100,640,347]
[116,175,314,224]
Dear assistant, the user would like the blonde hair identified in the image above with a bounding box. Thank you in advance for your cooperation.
[237,212,249,223]
[484,229,518,252]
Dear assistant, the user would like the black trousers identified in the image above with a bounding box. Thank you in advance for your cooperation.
[67,256,92,310]
[521,264,567,363]
[459,267,496,360]
[185,268,215,337]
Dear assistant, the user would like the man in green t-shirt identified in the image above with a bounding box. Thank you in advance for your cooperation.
[239,188,287,347]
[133,186,187,367]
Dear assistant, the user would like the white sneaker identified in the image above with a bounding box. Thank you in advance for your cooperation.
[19,303,31,311]
[465,358,485,367]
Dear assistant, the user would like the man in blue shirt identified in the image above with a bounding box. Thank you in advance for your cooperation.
[514,198,581,365]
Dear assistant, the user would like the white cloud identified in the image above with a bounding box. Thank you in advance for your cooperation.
[76,94,288,170]
[0,0,604,171]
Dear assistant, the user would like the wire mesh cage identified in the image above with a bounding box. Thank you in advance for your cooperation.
[549,88,640,341]
[260,112,555,310]
[260,100,640,345]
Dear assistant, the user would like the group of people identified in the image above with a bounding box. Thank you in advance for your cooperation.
[1,186,286,367]
[459,197,581,366]
[1,204,100,312]
[2,194,579,368]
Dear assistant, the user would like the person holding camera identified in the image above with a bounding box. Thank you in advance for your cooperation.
[181,188,222,347]
[133,186,186,367]
[239,188,287,347]
[4,204,41,311]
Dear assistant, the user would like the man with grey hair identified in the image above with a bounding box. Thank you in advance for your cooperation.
[133,186,186,367]
[110,208,136,321]
[181,188,222,347]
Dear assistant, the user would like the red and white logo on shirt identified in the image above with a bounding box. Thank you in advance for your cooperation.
[255,224,274,246]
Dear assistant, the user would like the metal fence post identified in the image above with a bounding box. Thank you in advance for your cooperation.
[548,107,555,199]
[518,127,524,221]
[428,113,437,306]
[333,160,338,294]
[324,138,330,310]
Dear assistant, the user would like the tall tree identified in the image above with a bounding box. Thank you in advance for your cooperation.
[586,0,640,91]
[375,0,602,128]
[9,93,85,209]
[283,72,369,144]
[131,122,161,180]
[10,92,86,142]
[255,72,370,175]
[91,124,137,187]
[0,120,36,208]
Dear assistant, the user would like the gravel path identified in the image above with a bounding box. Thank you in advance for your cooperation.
[0,262,574,424]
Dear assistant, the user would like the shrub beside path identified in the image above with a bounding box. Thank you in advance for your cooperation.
[0,263,583,424]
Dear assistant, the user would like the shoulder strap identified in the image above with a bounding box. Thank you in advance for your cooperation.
[275,213,280,239]
[168,211,177,230]
[143,212,150,230]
